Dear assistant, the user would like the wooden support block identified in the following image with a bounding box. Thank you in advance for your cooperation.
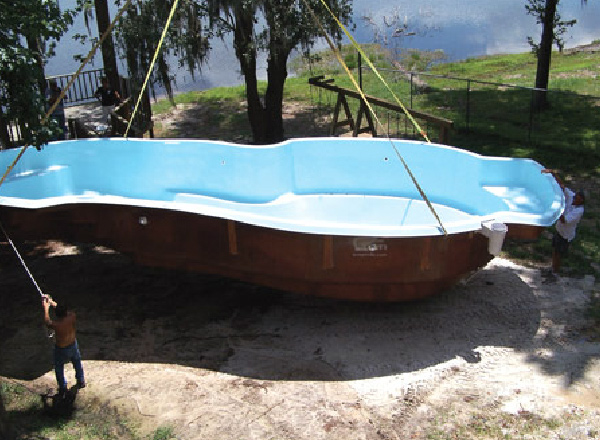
[439,126,449,144]
[228,220,239,256]
[322,236,334,270]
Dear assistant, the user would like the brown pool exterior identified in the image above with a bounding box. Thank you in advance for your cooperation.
[0,204,542,302]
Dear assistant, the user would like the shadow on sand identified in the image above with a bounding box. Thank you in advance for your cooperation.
[0,239,596,385]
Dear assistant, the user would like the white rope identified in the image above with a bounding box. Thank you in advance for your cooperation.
[0,220,55,338]
[0,221,45,297]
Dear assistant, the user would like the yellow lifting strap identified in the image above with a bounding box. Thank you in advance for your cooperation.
[315,0,430,143]
[0,0,133,191]
[303,0,447,235]
[125,0,181,138]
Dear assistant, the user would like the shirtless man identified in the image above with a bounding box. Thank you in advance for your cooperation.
[42,295,85,395]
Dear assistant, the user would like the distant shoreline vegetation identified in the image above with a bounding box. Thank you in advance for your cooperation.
[153,41,600,114]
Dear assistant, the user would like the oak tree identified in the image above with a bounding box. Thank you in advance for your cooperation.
[116,0,352,143]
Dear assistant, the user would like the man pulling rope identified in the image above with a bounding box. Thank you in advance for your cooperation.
[42,294,86,396]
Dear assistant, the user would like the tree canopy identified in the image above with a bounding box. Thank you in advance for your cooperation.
[114,0,209,106]
[114,0,353,143]
[0,0,74,149]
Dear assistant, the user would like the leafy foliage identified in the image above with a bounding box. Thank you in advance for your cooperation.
[113,0,352,143]
[0,0,75,149]
[525,0,576,54]
[113,0,209,105]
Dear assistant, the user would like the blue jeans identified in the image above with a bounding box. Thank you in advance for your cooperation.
[54,340,85,391]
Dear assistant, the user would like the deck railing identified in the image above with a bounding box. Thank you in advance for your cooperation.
[47,69,106,106]
[1,70,152,148]
[1,69,107,148]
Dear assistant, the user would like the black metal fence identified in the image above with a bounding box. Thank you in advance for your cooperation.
[358,67,600,152]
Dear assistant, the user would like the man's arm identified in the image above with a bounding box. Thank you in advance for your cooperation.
[541,168,565,189]
[42,295,57,327]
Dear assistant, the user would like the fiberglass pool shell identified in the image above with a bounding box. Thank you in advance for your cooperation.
[0,137,563,236]
[0,138,564,301]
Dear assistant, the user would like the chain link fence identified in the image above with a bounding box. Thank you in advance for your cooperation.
[361,67,600,154]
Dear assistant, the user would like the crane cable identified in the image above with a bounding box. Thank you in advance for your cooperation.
[302,0,447,235]
[1,220,57,338]
[125,0,180,138]
[0,221,45,298]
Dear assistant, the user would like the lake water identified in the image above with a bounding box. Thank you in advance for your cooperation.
[46,0,600,93]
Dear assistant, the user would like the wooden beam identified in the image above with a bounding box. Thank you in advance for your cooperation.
[309,76,454,142]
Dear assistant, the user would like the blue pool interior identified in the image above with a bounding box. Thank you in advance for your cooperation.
[0,138,564,237]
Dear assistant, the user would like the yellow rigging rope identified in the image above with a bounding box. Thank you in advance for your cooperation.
[0,0,132,190]
[124,0,180,138]
[1,0,447,236]
[303,0,447,235]
[315,1,430,143]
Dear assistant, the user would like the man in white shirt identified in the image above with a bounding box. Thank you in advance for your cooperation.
[542,169,585,276]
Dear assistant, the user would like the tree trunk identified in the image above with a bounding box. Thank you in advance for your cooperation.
[264,47,289,144]
[233,3,292,144]
[533,0,557,111]
[261,1,293,144]
[0,106,12,149]
[124,2,139,82]
[94,0,120,93]
[233,5,268,144]
[158,54,175,107]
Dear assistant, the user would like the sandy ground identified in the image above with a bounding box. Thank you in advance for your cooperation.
[5,90,600,438]
[1,237,600,439]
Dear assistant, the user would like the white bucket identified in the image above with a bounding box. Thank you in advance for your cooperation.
[481,221,508,256]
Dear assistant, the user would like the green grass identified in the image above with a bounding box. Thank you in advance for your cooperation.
[152,425,176,440]
[287,47,600,170]
[0,380,173,440]
[152,84,255,115]
[425,406,568,440]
